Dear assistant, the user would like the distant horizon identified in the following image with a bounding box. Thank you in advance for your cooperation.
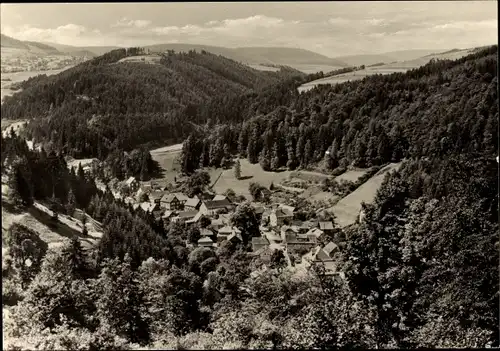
[1,2,496,57]
[4,32,489,60]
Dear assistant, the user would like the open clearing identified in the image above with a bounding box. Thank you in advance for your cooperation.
[330,162,402,228]
[117,55,162,64]
[335,169,369,183]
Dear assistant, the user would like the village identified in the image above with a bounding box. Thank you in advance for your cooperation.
[93,172,343,277]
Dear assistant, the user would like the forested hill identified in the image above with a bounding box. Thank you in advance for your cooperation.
[180,45,498,173]
[0,48,306,158]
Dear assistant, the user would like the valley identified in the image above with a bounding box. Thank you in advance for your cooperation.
[0,2,497,348]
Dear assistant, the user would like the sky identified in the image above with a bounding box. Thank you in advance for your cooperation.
[1,2,497,56]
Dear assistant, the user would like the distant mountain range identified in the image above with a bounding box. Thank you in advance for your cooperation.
[2,33,455,72]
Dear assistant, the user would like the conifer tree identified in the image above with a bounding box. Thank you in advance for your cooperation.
[234,158,242,180]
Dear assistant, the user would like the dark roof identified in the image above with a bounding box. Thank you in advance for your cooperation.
[178,210,198,218]
[203,199,232,209]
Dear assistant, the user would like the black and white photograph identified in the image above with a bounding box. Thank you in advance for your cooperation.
[1,1,498,349]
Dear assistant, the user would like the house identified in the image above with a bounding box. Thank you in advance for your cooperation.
[217,226,242,243]
[140,202,159,213]
[160,194,183,211]
[303,246,337,275]
[200,228,214,237]
[126,177,139,191]
[132,203,141,211]
[210,218,224,231]
[171,210,198,223]
[161,210,176,221]
[185,211,203,225]
[149,191,165,205]
[261,209,272,225]
[227,232,243,244]
[199,199,234,216]
[173,192,190,204]
[270,207,294,227]
[198,237,215,248]
[319,221,335,235]
[306,228,325,242]
[323,242,339,257]
[252,236,270,252]
[184,198,201,211]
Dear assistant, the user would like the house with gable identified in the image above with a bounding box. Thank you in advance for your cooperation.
[270,207,294,227]
[184,198,201,211]
[198,237,215,248]
[171,210,198,223]
[199,199,234,217]
[149,191,165,205]
[217,226,242,243]
[160,193,183,210]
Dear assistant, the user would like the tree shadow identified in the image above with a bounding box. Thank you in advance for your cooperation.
[239,175,254,181]
[147,160,166,180]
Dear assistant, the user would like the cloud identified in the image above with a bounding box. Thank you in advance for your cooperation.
[1,23,104,46]
[1,11,496,56]
[112,17,152,29]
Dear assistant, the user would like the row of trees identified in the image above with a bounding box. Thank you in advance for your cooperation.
[1,130,98,212]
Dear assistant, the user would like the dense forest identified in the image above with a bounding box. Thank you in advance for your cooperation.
[2,45,498,349]
[1,49,306,159]
[181,46,498,173]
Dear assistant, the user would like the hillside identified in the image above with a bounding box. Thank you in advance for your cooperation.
[1,34,92,73]
[0,48,307,159]
[333,48,450,67]
[180,45,498,176]
[135,43,348,69]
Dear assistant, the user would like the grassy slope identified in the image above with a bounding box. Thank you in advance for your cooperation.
[330,162,402,228]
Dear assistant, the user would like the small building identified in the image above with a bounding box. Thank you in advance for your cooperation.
[200,228,214,237]
[218,213,232,225]
[227,232,243,244]
[199,199,234,216]
[303,246,337,276]
[126,177,139,191]
[161,210,176,221]
[319,221,335,235]
[306,228,325,242]
[173,192,190,204]
[149,191,165,205]
[198,237,215,248]
[184,198,201,211]
[263,230,283,244]
[160,194,183,211]
[185,211,203,225]
[323,241,339,257]
[140,202,160,213]
[172,210,198,223]
[252,236,270,252]
[217,226,242,243]
[270,207,294,227]
[210,218,224,231]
